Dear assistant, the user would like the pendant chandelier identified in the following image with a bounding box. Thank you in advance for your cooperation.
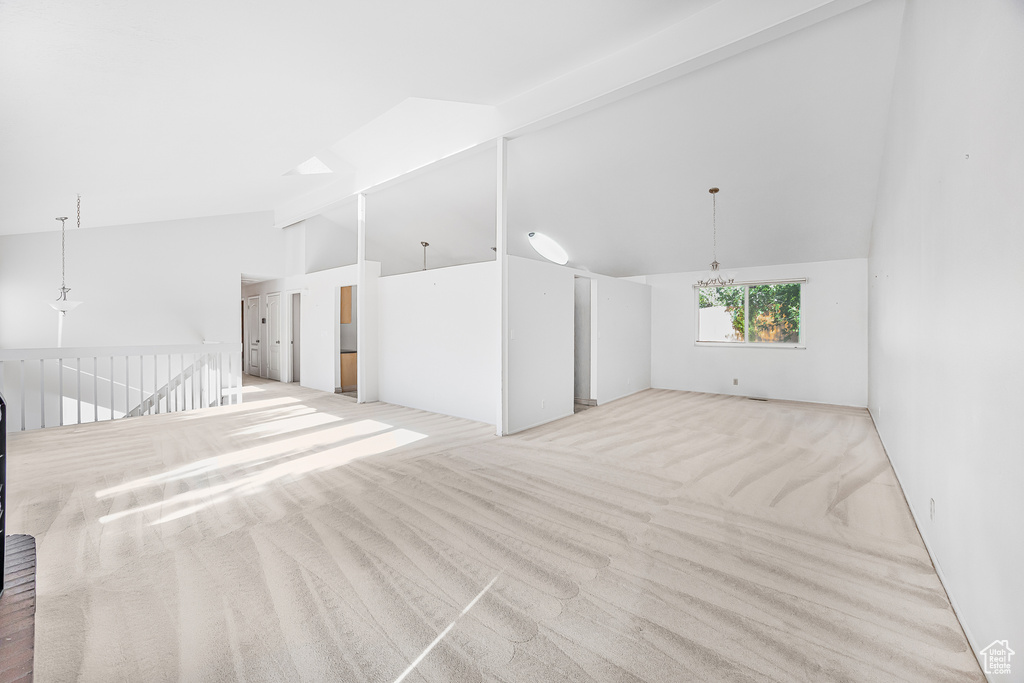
[695,187,735,287]
[49,194,83,347]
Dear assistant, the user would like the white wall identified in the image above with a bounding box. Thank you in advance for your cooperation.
[241,264,361,395]
[507,256,575,433]
[593,276,652,405]
[868,0,1024,657]
[304,214,357,274]
[648,258,868,407]
[0,212,302,349]
[377,262,498,424]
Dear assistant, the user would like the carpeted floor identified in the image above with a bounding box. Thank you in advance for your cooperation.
[5,377,983,681]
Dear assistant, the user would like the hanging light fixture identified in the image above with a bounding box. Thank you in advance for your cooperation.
[695,187,735,287]
[421,241,429,270]
[49,194,83,347]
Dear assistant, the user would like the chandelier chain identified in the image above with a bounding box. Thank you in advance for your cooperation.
[712,190,717,262]
[695,186,733,288]
[61,217,66,288]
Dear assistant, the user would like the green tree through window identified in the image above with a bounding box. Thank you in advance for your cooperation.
[698,282,801,344]
[698,286,745,340]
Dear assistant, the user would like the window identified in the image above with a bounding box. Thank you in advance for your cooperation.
[697,281,802,346]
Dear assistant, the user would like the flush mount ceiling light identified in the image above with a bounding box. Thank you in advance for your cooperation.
[49,194,84,347]
[527,232,568,265]
[695,187,735,287]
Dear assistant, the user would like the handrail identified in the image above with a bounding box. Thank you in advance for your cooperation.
[0,343,243,432]
[0,342,238,361]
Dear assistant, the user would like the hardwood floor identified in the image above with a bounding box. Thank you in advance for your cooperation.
[5,378,982,682]
[0,534,37,683]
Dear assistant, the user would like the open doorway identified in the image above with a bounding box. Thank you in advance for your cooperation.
[338,285,358,397]
[574,276,595,412]
[290,292,301,383]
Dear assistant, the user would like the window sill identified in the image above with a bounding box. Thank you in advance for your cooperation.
[694,341,805,349]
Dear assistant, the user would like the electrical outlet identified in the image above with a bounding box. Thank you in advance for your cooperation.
[541,399,545,409]
[733,378,739,386]
[930,498,935,520]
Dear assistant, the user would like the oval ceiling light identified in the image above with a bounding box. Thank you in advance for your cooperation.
[527,232,568,265]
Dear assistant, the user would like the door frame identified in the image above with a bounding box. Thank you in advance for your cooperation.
[289,291,301,384]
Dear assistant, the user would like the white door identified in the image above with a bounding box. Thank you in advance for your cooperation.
[291,292,301,383]
[266,292,282,381]
[246,295,261,376]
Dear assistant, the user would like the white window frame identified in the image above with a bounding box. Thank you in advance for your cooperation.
[694,278,806,349]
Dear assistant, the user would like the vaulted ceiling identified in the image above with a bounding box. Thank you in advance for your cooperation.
[1,0,906,276]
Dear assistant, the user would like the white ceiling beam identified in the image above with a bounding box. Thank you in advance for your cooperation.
[273,0,877,229]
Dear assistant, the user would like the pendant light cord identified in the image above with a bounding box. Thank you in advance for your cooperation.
[61,217,66,289]
[712,190,717,263]
[54,194,80,298]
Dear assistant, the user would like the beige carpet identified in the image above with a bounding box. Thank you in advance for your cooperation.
[6,378,983,681]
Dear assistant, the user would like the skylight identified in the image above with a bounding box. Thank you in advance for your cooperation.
[527,231,568,265]
[286,156,333,175]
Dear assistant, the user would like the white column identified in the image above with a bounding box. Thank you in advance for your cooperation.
[356,193,379,403]
[496,138,509,436]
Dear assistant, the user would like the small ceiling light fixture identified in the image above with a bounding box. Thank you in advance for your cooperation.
[527,231,568,265]
[49,194,84,347]
[695,187,735,287]
[421,241,429,270]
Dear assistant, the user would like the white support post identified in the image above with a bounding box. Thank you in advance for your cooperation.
[496,137,509,436]
[152,354,158,414]
[356,192,379,404]
[138,355,144,416]
[20,361,25,432]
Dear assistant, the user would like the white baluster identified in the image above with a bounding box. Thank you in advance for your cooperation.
[76,357,82,425]
[20,360,25,431]
[39,359,45,429]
